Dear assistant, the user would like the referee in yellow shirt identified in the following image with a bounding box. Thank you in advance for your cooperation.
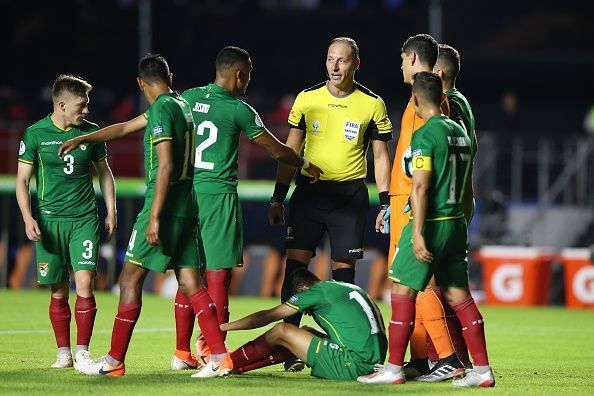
[268,37,393,371]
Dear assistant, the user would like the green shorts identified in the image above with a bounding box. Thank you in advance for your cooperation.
[305,336,375,381]
[125,212,200,273]
[389,219,469,291]
[196,192,243,270]
[36,217,100,285]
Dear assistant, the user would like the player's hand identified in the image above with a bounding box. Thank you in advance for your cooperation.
[413,233,433,264]
[303,162,323,183]
[268,202,285,225]
[58,137,82,158]
[24,216,41,242]
[219,323,229,332]
[146,216,161,246]
[376,206,390,234]
[105,212,117,241]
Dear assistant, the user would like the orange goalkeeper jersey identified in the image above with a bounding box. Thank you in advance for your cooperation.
[389,94,450,196]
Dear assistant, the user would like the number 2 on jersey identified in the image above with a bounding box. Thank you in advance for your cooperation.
[195,120,218,170]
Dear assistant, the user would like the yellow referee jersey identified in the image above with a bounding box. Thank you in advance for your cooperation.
[288,81,392,181]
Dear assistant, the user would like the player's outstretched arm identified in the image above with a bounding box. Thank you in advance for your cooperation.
[372,140,391,231]
[411,169,433,264]
[221,304,297,332]
[15,162,41,242]
[58,114,148,156]
[146,141,173,246]
[94,159,117,241]
[253,129,322,182]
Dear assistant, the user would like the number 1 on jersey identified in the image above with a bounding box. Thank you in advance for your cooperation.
[195,120,218,170]
[446,153,471,204]
[349,291,379,334]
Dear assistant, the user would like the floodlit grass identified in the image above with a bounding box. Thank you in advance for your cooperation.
[1,290,593,395]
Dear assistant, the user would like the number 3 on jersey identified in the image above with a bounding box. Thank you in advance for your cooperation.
[195,120,218,170]
[63,154,74,174]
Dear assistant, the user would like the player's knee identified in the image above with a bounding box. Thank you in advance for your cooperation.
[270,322,293,339]
[50,283,69,299]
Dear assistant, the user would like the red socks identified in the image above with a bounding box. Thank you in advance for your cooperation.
[235,350,294,373]
[108,303,141,362]
[230,334,274,369]
[442,296,470,364]
[174,289,194,353]
[388,294,415,366]
[451,297,489,366]
[206,270,232,339]
[188,289,226,355]
[49,296,71,348]
[74,295,97,347]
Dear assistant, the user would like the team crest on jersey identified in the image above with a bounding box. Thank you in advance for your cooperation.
[39,263,48,277]
[402,147,413,178]
[19,141,25,155]
[80,144,87,151]
[288,295,298,304]
[344,121,360,141]
[153,126,163,136]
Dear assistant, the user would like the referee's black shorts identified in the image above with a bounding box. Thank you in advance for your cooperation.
[285,176,369,260]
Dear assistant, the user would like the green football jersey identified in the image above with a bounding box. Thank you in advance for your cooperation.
[446,88,476,157]
[18,116,106,221]
[285,281,387,364]
[410,115,472,220]
[182,84,266,194]
[142,92,195,218]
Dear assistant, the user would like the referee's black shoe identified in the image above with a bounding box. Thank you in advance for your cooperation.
[284,356,305,372]
[416,353,464,382]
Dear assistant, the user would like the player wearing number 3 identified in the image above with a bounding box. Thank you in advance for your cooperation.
[220,268,387,381]
[173,46,322,369]
[16,75,116,370]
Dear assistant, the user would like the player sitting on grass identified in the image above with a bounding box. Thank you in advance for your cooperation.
[215,268,387,381]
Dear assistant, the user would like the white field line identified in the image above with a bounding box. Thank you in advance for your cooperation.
[0,327,174,335]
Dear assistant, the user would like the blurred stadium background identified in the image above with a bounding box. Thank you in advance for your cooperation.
[1,0,594,309]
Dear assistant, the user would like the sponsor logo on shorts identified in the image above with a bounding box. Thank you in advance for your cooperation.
[77,260,95,266]
[39,263,48,277]
[285,227,294,241]
[348,248,363,253]
[288,295,298,304]
[19,141,26,155]
[153,126,163,136]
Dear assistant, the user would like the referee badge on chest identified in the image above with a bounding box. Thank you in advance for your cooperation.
[344,121,360,141]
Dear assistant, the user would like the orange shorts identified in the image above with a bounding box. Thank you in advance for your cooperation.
[388,194,411,265]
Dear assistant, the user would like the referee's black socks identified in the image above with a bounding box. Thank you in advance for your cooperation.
[332,268,356,284]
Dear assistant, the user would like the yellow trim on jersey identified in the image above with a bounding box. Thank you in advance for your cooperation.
[18,158,34,165]
[128,259,142,266]
[388,275,401,283]
[412,156,432,171]
[152,136,173,144]
[317,314,345,347]
[285,302,299,310]
[315,340,322,353]
[94,155,108,163]
[143,113,148,119]
[38,154,45,200]
[149,134,153,181]
[251,129,266,140]
[409,214,465,222]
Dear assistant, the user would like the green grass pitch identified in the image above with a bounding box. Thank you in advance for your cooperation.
[1,290,593,395]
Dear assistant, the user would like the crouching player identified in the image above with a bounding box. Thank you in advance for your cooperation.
[219,269,387,381]
[358,72,494,387]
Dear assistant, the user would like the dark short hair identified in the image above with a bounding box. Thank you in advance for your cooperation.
[138,53,170,83]
[288,268,320,296]
[329,37,359,60]
[412,71,443,106]
[402,34,439,69]
[437,44,461,84]
[215,46,251,71]
[52,74,92,101]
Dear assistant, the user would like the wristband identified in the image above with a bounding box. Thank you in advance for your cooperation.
[379,191,389,209]
[271,182,290,204]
